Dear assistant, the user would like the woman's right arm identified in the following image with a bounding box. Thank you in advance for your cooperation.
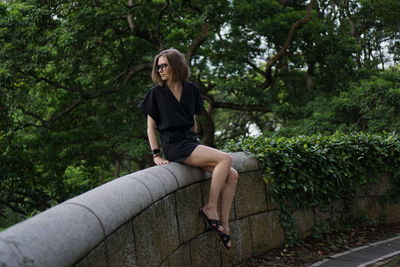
[147,115,169,165]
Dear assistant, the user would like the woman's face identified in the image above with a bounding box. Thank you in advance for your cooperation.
[157,55,171,82]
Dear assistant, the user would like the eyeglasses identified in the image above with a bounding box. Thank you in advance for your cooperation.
[156,63,168,72]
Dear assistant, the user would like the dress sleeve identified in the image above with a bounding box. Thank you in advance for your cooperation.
[194,84,204,114]
[138,87,161,122]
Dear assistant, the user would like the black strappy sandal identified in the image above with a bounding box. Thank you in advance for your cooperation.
[199,209,223,234]
[219,232,231,249]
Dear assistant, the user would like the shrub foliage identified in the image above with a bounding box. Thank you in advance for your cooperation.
[225,133,400,245]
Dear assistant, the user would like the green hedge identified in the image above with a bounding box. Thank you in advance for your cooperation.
[225,132,400,245]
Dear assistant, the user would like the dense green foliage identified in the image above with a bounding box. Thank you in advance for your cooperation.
[1,0,399,227]
[276,69,400,136]
[225,133,400,245]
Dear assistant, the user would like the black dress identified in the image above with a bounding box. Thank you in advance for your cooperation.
[138,81,204,163]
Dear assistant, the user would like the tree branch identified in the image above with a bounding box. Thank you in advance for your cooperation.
[36,77,88,96]
[18,106,46,124]
[90,63,152,98]
[246,59,267,76]
[204,93,272,112]
[126,0,163,49]
[21,61,151,127]
[264,0,316,83]
[332,0,372,67]
[156,0,170,51]
[48,63,151,124]
[47,97,87,123]
[125,0,144,9]
[186,22,210,62]
[212,101,272,112]
[187,0,202,13]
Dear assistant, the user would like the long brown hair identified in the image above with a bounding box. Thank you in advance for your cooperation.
[151,48,190,86]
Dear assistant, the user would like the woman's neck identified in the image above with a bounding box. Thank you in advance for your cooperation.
[167,80,182,91]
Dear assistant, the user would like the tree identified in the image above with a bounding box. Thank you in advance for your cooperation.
[1,0,399,223]
[273,68,400,136]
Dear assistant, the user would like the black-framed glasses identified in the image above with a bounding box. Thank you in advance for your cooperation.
[156,63,168,72]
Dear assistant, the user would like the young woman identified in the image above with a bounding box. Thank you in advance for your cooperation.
[138,48,238,249]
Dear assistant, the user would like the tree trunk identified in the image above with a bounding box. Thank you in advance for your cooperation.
[201,108,215,147]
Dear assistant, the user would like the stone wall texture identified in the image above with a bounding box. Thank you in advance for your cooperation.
[1,152,399,267]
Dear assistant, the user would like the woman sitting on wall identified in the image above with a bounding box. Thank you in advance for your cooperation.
[138,48,239,249]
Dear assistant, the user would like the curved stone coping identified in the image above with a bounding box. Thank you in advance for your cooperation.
[0,203,104,267]
[0,152,259,267]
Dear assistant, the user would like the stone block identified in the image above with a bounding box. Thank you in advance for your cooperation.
[0,204,103,267]
[355,182,366,197]
[160,163,206,188]
[0,239,27,267]
[229,197,237,221]
[190,231,220,267]
[176,184,204,243]
[65,177,152,236]
[293,209,315,238]
[133,205,161,267]
[133,195,180,266]
[106,221,136,267]
[314,200,345,227]
[364,173,392,196]
[231,152,260,172]
[201,180,211,208]
[130,167,177,202]
[221,217,253,266]
[154,195,180,260]
[235,171,268,218]
[200,180,212,211]
[74,242,107,267]
[382,201,400,223]
[166,245,191,267]
[141,166,178,188]
[249,210,285,254]
[267,199,279,210]
[351,197,383,221]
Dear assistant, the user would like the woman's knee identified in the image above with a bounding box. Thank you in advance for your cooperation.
[219,152,233,167]
[228,168,239,182]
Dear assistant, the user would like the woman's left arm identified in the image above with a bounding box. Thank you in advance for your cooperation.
[191,115,197,133]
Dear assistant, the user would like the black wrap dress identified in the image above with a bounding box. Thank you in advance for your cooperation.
[138,81,204,163]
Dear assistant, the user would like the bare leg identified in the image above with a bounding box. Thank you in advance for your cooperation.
[219,168,238,232]
[203,166,238,248]
[184,145,238,249]
[183,145,232,231]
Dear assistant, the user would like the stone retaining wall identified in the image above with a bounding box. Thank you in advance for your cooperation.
[0,152,399,267]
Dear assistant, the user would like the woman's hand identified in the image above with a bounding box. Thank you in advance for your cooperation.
[153,156,170,165]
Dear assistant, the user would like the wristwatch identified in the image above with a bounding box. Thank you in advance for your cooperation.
[152,148,161,158]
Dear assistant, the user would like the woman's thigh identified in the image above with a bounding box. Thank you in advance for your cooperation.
[183,145,231,169]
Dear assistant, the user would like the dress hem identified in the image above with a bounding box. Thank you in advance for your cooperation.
[169,143,200,163]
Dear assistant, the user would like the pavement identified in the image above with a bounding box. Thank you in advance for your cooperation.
[308,235,400,267]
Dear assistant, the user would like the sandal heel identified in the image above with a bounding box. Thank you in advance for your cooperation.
[199,208,223,234]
